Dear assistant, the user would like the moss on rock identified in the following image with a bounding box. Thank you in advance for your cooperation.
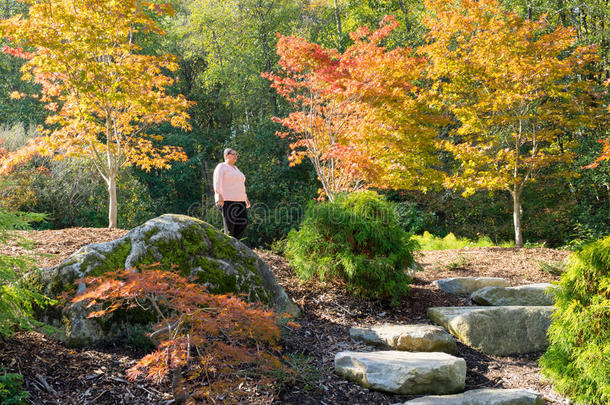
[87,240,132,277]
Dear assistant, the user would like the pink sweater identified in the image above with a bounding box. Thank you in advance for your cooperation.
[213,162,248,202]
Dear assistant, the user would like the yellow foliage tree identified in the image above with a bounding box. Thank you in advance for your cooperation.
[0,0,193,228]
[421,0,606,246]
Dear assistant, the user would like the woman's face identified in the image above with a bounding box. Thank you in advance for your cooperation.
[226,150,238,164]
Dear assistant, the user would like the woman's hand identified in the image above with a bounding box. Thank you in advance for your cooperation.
[246,198,251,208]
[217,196,224,207]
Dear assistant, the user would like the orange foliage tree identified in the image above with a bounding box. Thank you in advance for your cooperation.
[0,0,193,228]
[263,34,365,201]
[421,0,605,247]
[264,16,444,201]
[73,267,287,403]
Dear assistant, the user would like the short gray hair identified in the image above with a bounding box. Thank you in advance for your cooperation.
[223,148,235,158]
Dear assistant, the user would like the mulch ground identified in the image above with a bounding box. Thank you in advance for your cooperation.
[0,228,572,404]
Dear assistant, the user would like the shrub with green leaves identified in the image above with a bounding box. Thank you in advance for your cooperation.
[0,371,29,405]
[285,191,417,304]
[539,235,610,405]
[0,208,53,337]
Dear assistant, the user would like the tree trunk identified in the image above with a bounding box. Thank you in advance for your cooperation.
[333,0,342,44]
[107,175,118,229]
[511,190,523,248]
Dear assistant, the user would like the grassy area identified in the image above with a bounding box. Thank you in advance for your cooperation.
[412,231,515,250]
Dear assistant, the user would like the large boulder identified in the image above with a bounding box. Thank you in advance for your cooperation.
[334,351,466,395]
[30,214,299,346]
[433,277,510,296]
[428,306,554,356]
[350,324,457,354]
[470,283,557,306]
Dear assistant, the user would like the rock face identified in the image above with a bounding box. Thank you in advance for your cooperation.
[470,283,556,306]
[350,324,457,354]
[334,351,466,395]
[398,388,545,404]
[427,306,554,356]
[433,277,509,296]
[31,214,299,346]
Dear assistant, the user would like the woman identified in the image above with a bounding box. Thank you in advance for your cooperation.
[213,148,251,239]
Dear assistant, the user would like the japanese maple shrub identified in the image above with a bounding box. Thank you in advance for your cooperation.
[539,236,610,404]
[285,191,417,304]
[73,267,287,403]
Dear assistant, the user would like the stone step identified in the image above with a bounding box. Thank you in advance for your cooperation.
[433,277,509,296]
[350,324,457,354]
[394,388,545,404]
[334,351,466,395]
[428,306,554,356]
[471,283,557,306]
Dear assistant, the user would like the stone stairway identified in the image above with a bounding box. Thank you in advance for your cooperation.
[333,277,554,403]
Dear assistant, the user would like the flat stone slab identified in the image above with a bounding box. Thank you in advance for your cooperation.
[428,306,554,356]
[471,283,557,306]
[350,324,457,354]
[335,351,466,395]
[433,277,509,296]
[396,388,544,404]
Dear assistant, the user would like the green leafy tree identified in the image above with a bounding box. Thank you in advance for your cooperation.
[173,0,302,127]
[306,0,426,49]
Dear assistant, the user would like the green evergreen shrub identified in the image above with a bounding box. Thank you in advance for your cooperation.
[539,235,610,404]
[0,208,53,337]
[0,371,29,405]
[285,191,417,304]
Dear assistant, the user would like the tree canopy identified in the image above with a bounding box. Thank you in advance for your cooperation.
[0,0,192,228]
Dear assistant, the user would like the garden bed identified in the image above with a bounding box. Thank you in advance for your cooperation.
[0,228,571,404]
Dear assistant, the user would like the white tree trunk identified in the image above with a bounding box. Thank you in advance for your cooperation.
[512,190,523,248]
[107,175,118,229]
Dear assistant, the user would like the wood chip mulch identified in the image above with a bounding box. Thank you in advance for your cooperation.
[0,228,572,404]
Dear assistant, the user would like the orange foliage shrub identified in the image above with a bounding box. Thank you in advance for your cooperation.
[72,266,288,403]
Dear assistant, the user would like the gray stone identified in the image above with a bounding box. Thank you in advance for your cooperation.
[334,351,466,395]
[471,283,557,306]
[350,324,457,354]
[397,388,544,404]
[29,214,299,346]
[428,306,554,356]
[433,277,510,296]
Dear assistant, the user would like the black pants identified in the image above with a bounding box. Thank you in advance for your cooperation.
[221,201,248,239]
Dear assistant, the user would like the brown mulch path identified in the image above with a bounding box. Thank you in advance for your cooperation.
[0,228,572,404]
[0,227,128,268]
[0,332,171,404]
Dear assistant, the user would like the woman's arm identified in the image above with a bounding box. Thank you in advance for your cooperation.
[213,164,225,206]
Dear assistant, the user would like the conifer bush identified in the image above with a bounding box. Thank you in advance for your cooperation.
[539,235,610,404]
[285,191,417,304]
[0,207,51,337]
[0,370,29,404]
